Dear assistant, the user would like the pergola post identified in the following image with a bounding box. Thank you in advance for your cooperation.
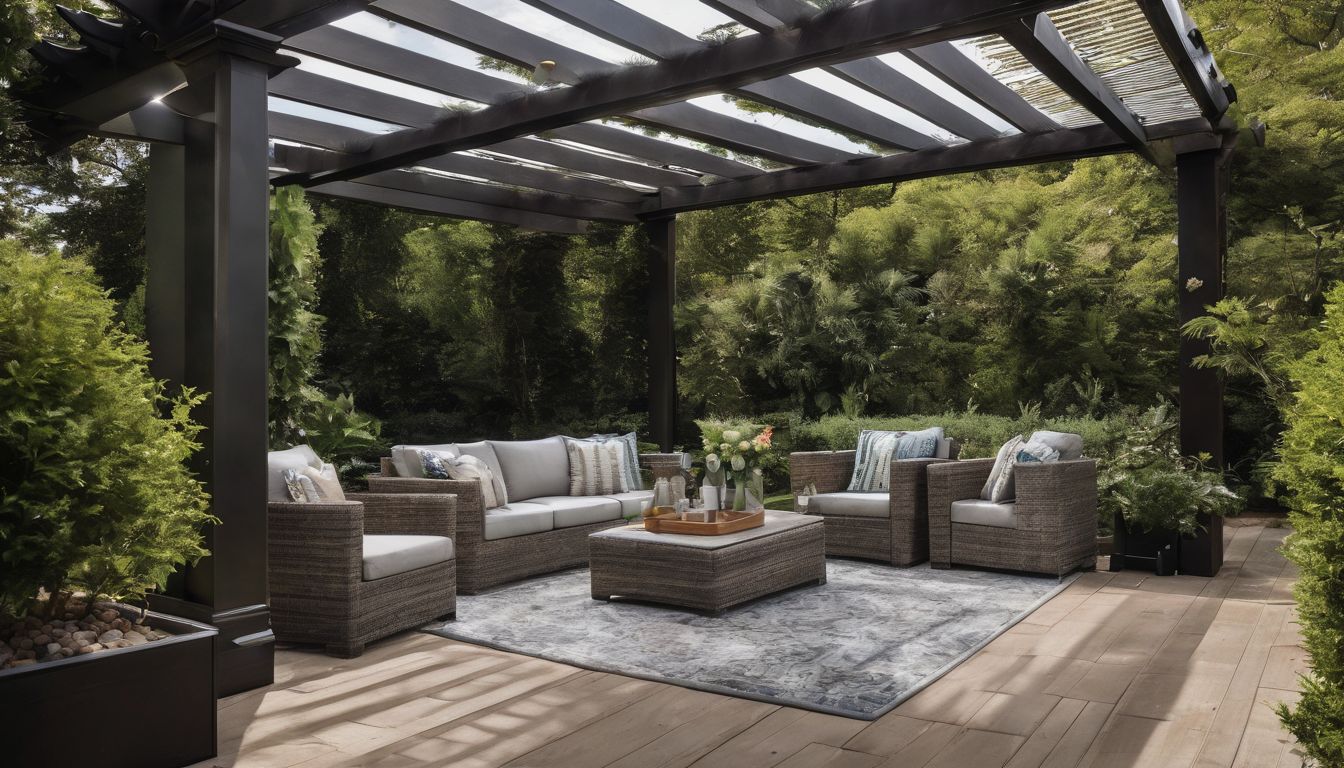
[145,142,186,389]
[1176,145,1231,577]
[143,22,292,697]
[645,216,677,452]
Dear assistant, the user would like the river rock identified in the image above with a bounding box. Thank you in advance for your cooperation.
[33,634,50,645]
[45,643,61,656]
[78,643,103,655]
[122,631,147,646]
[97,629,122,644]
[71,630,97,643]
[18,638,33,650]
[97,609,118,623]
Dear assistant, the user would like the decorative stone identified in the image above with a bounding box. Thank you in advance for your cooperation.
[71,630,97,644]
[78,643,103,655]
[51,628,66,638]
[97,609,118,623]
[9,658,36,667]
[122,632,147,646]
[44,643,61,656]
[33,634,50,645]
[14,649,35,660]
[97,630,122,644]
[18,638,33,650]
[59,648,74,658]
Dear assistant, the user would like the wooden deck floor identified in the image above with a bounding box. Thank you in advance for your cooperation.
[196,522,1306,768]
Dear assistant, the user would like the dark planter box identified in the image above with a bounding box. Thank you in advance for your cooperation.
[0,606,217,768]
[1110,510,1180,574]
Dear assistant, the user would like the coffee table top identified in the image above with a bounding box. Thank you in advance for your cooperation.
[590,509,821,550]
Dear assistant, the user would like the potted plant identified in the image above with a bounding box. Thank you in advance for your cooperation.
[1100,403,1243,574]
[0,244,219,768]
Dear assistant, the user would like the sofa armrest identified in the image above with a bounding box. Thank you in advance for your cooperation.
[790,451,857,496]
[267,501,363,587]
[925,459,995,568]
[345,492,456,539]
[379,457,397,477]
[366,476,484,541]
[1013,459,1098,535]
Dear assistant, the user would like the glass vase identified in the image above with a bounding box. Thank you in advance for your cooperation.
[732,484,747,511]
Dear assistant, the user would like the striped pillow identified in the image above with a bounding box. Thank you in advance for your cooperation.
[982,435,1027,502]
[847,430,905,491]
[566,438,629,495]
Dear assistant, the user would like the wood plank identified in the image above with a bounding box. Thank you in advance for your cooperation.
[691,709,869,768]
[1192,603,1289,768]
[1003,696,1087,768]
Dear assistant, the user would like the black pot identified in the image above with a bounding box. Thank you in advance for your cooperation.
[0,605,218,768]
[1110,510,1182,575]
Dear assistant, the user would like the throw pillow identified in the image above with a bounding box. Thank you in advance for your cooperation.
[281,468,314,502]
[566,438,629,495]
[580,432,643,491]
[848,429,904,491]
[1016,440,1061,464]
[422,450,505,508]
[895,426,945,460]
[1026,431,1085,460]
[982,435,1026,502]
[300,464,345,501]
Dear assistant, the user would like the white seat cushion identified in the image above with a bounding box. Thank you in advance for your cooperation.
[527,496,622,528]
[950,499,1018,529]
[491,437,571,501]
[604,490,654,518]
[483,502,554,541]
[362,535,454,581]
[809,492,890,518]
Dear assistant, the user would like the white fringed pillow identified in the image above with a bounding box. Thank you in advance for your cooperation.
[566,438,629,496]
[421,450,507,508]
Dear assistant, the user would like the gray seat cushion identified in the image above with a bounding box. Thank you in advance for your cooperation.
[267,445,322,502]
[390,443,457,478]
[1028,431,1084,460]
[604,490,654,518]
[950,499,1018,529]
[483,502,554,541]
[491,437,570,501]
[528,496,622,528]
[809,492,890,518]
[362,534,454,581]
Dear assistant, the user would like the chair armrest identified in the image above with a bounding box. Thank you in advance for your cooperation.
[889,458,956,515]
[379,457,397,477]
[1014,459,1098,534]
[790,451,857,495]
[365,476,484,539]
[926,459,995,510]
[345,492,456,539]
[267,501,363,586]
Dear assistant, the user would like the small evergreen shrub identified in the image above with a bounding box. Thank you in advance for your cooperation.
[1275,282,1344,767]
[0,242,213,618]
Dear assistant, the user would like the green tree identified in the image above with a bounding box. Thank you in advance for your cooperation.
[1275,281,1344,766]
[0,240,213,617]
[268,186,325,448]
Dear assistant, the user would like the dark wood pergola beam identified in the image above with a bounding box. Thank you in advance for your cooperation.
[645,118,1213,215]
[352,1,859,164]
[345,169,642,223]
[306,180,592,233]
[1136,0,1231,119]
[999,14,1153,161]
[289,0,1076,186]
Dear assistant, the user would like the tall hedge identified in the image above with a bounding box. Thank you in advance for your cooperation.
[268,186,324,448]
[0,242,213,616]
[1276,282,1344,766]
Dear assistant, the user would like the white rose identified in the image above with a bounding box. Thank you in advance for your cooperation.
[730,455,746,472]
[738,440,751,451]
[720,442,730,452]
[705,454,720,471]
[722,430,741,443]
[752,467,763,476]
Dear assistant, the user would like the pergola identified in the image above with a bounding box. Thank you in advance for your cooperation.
[20,0,1237,696]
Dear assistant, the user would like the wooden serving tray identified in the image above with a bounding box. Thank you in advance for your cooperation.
[643,509,765,535]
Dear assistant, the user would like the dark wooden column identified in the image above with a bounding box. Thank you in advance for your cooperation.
[145,142,186,389]
[645,216,677,452]
[1176,145,1230,577]
[145,21,295,697]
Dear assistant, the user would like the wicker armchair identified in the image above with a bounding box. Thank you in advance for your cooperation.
[268,492,457,658]
[926,458,1098,576]
[788,450,956,566]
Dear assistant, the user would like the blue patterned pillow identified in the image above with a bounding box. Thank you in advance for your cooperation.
[420,450,451,480]
[848,429,904,491]
[895,427,944,460]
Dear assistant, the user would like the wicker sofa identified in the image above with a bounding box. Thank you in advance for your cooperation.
[926,457,1098,576]
[788,441,958,566]
[369,437,679,593]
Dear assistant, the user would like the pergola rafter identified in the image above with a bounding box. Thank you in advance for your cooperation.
[15,0,1242,697]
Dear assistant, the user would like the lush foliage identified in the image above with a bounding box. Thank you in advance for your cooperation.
[268,186,326,447]
[1275,283,1344,766]
[696,421,776,502]
[0,241,213,617]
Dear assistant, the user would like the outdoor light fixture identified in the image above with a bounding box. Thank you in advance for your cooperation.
[532,60,557,85]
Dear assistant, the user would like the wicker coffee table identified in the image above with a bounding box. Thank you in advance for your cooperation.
[588,510,826,613]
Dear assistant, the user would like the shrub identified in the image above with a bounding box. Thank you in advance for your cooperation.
[789,410,1128,461]
[268,186,324,448]
[1275,282,1344,766]
[0,242,214,618]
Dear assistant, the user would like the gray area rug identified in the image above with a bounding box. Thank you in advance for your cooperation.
[427,561,1073,719]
